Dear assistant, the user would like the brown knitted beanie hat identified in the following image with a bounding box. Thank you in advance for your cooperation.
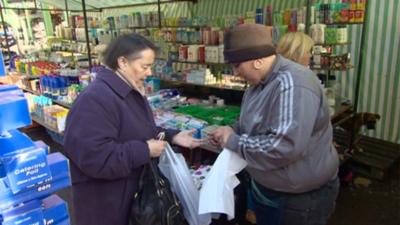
[224,24,276,63]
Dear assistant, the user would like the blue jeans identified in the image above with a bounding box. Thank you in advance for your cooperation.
[250,177,340,225]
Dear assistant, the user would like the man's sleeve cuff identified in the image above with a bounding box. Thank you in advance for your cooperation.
[224,134,240,152]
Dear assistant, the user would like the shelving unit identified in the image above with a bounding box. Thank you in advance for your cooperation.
[306,0,370,153]
[21,87,73,109]
[161,79,245,92]
[315,42,351,46]
[310,64,354,71]
[30,114,63,134]
[169,60,228,67]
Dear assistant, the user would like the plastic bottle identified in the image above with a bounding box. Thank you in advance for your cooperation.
[59,77,68,96]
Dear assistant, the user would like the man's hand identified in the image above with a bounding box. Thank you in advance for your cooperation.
[208,126,234,147]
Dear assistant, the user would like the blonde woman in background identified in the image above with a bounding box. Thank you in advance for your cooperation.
[276,32,314,67]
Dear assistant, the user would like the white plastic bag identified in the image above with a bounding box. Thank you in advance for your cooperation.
[198,148,247,220]
[158,143,211,225]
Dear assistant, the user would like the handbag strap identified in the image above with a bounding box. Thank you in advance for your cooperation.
[149,159,180,205]
[149,160,168,196]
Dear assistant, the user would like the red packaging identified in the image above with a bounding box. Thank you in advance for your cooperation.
[198,46,205,63]
[179,45,188,61]
[288,24,297,32]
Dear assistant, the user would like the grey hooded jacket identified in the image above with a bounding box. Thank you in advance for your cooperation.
[226,55,339,193]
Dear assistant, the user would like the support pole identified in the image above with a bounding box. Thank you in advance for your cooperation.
[81,0,92,70]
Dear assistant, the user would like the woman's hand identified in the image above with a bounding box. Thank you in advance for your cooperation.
[147,139,167,157]
[172,129,204,149]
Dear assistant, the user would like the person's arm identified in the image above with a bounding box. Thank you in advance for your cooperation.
[225,85,321,171]
[63,92,150,180]
[230,120,241,133]
[156,126,180,142]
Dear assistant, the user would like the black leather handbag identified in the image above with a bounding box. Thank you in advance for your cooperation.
[130,159,187,225]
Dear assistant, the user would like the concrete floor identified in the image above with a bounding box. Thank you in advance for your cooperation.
[23,126,400,225]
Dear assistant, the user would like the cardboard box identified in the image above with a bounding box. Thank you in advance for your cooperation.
[0,153,71,211]
[0,194,70,225]
[2,147,51,194]
[0,94,31,132]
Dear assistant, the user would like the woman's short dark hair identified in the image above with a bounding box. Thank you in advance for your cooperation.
[102,33,158,70]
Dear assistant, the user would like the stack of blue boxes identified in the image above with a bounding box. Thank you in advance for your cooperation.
[0,85,71,225]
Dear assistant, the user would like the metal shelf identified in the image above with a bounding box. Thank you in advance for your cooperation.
[161,41,220,46]
[31,114,64,135]
[170,60,229,67]
[327,22,364,25]
[315,42,351,46]
[310,64,354,71]
[53,100,72,109]
[21,87,40,95]
[21,87,72,109]
[161,79,246,92]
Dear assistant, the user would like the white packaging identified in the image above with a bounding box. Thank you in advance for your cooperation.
[310,24,326,44]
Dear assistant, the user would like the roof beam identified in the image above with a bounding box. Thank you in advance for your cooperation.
[0,6,100,12]
[99,0,195,10]
[70,0,98,10]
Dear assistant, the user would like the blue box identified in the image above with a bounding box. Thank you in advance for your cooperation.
[0,85,23,97]
[0,130,36,178]
[42,195,70,225]
[0,95,31,132]
[33,140,50,155]
[2,147,52,194]
[55,218,70,225]
[0,140,49,179]
[0,195,70,225]
[0,130,35,157]
[0,85,22,93]
[0,199,45,225]
[0,153,71,211]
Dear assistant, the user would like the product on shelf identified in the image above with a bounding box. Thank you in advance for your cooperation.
[25,93,69,133]
[311,46,351,71]
[310,24,348,45]
[174,104,240,126]
[153,59,246,90]
[154,110,207,138]
[15,59,60,76]
[313,1,365,24]
[147,89,183,110]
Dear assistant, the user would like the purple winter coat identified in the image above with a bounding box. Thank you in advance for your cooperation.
[63,68,177,225]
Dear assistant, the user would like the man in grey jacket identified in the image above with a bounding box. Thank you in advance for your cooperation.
[210,24,340,225]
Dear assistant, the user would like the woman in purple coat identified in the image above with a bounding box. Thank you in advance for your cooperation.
[63,34,202,225]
